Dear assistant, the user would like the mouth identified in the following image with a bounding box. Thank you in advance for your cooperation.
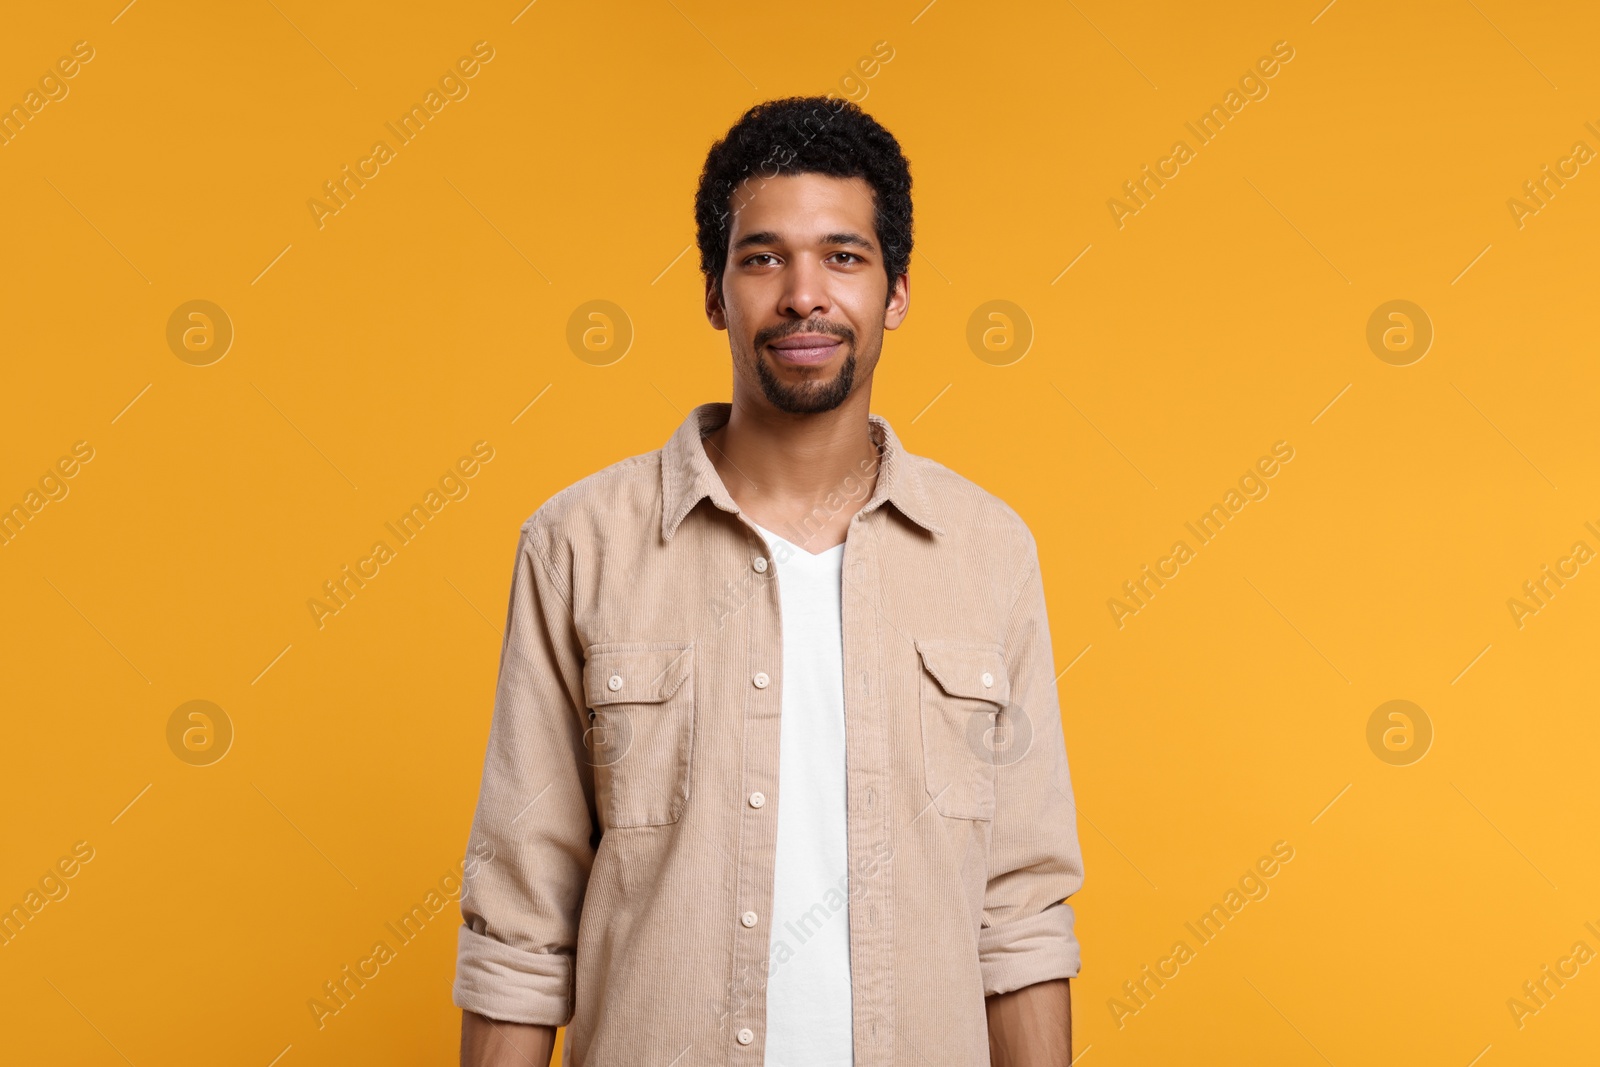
[766,333,845,366]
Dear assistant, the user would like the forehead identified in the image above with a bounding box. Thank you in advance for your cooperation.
[727,172,877,242]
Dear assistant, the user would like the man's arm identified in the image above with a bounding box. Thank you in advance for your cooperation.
[986,978,1071,1066]
[461,1010,556,1067]
[454,524,597,1061]
[978,532,1085,1061]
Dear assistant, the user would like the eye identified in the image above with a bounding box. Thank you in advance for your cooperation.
[828,252,863,264]
[744,253,779,267]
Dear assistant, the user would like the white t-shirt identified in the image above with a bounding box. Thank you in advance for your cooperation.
[751,521,854,1067]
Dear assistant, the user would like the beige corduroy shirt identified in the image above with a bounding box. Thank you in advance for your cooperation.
[452,401,1085,1066]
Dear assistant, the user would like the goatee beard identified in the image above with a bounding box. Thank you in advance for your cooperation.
[755,349,857,414]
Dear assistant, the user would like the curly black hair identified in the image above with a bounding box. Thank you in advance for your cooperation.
[694,96,913,305]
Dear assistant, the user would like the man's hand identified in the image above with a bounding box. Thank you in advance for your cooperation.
[460,1009,557,1067]
[985,978,1071,1066]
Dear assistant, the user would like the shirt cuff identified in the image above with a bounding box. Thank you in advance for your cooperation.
[978,901,1081,997]
[452,923,575,1026]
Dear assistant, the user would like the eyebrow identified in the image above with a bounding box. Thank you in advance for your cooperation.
[731,231,877,253]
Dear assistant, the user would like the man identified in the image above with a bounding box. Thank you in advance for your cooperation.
[455,96,1084,1066]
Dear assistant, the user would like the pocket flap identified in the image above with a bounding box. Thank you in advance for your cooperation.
[583,643,694,707]
[914,639,1009,705]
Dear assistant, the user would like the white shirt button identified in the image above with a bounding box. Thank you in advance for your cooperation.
[748,791,766,808]
[981,671,994,688]
[607,674,624,691]
[740,910,758,928]
[753,556,769,573]
[737,1027,755,1045]
[753,671,770,689]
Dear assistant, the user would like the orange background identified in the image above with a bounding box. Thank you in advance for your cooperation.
[3,1,1598,1064]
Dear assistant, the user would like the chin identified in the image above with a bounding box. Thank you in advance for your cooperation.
[755,351,858,414]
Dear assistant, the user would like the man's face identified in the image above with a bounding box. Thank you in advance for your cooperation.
[705,173,909,415]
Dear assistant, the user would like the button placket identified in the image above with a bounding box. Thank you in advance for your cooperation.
[840,515,895,1052]
[732,525,780,1059]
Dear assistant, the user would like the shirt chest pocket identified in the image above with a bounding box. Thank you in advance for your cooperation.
[581,642,695,829]
[915,639,1010,821]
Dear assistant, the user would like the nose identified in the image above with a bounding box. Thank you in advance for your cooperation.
[778,255,829,321]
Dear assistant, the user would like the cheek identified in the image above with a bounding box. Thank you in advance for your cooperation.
[721,303,767,358]
[720,294,751,336]
[840,293,887,342]
[723,280,780,337]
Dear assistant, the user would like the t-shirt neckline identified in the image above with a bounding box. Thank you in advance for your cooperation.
[750,521,845,560]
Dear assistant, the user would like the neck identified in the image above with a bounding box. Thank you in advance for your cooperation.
[702,389,882,550]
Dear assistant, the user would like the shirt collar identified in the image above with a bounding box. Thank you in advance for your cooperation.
[660,401,944,542]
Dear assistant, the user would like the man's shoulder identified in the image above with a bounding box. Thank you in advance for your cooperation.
[902,449,1039,564]
[517,448,663,548]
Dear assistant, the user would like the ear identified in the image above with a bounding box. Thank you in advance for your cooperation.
[884,271,910,330]
[704,273,728,331]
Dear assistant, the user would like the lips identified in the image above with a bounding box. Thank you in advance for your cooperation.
[767,334,844,365]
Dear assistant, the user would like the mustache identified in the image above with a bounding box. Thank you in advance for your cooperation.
[754,319,855,349]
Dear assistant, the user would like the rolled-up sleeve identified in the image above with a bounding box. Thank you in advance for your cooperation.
[453,522,596,1026]
[979,536,1085,997]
